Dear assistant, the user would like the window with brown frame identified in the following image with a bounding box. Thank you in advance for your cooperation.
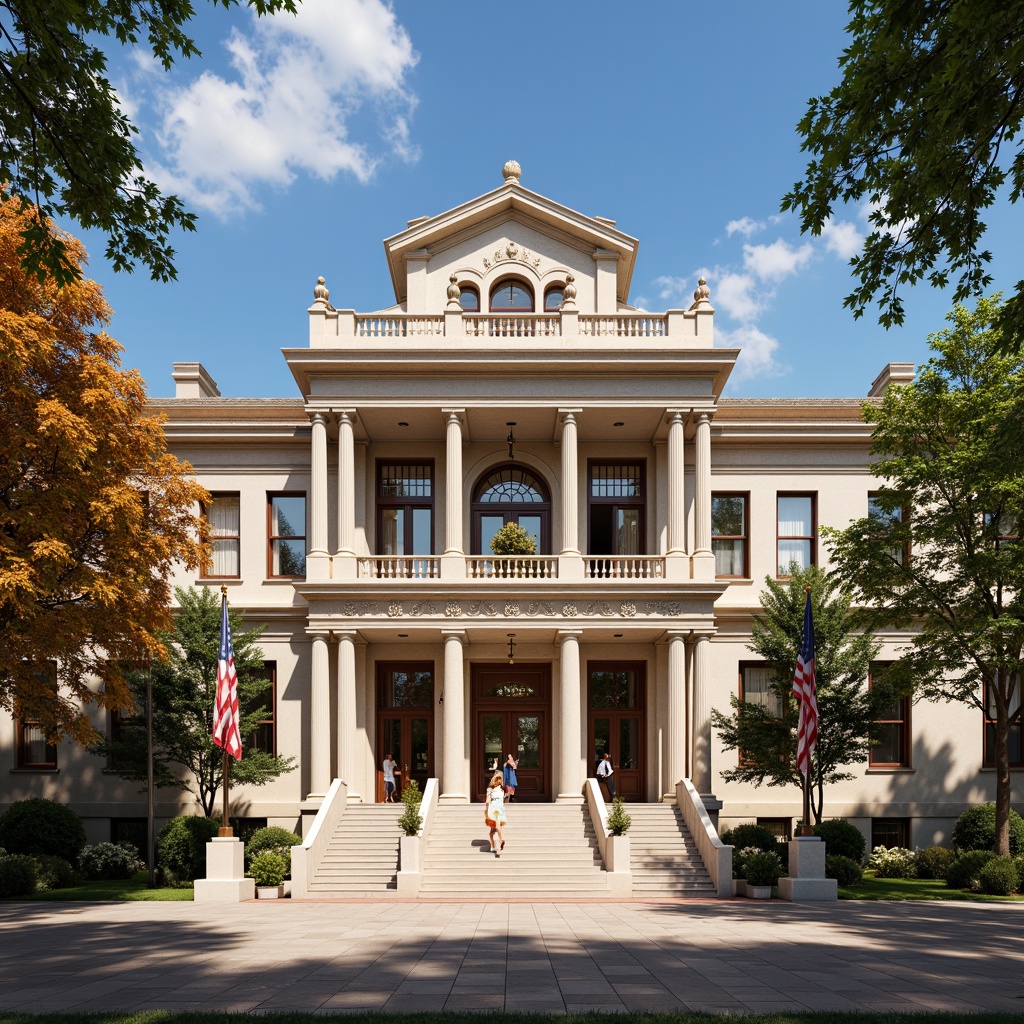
[983,676,1022,768]
[17,718,57,769]
[869,662,911,768]
[868,491,910,565]
[712,492,749,577]
[489,278,534,311]
[871,817,910,850]
[202,493,240,578]
[245,661,278,756]
[777,493,815,576]
[588,460,645,559]
[984,511,1018,551]
[267,493,306,577]
[377,461,434,573]
[737,662,788,764]
[459,284,480,312]
[757,817,792,841]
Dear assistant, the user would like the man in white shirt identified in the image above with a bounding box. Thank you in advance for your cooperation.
[597,752,616,800]
[382,753,398,802]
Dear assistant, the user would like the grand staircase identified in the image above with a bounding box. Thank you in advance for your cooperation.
[626,802,717,897]
[305,802,404,897]
[418,802,613,898]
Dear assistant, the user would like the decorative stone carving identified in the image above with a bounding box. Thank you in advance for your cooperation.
[526,601,555,616]
[504,602,520,617]
[620,601,637,617]
[584,601,614,616]
[483,241,542,271]
[561,601,578,617]
[446,274,461,310]
[410,602,436,616]
[444,601,462,617]
[340,601,356,617]
[503,159,522,183]
[562,273,577,309]
[313,276,330,305]
[387,602,403,618]
[693,277,711,304]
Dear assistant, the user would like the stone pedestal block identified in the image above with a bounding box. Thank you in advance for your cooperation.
[778,836,837,902]
[194,837,255,903]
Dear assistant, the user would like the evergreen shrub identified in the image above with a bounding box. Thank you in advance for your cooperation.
[869,845,917,878]
[397,778,423,836]
[915,845,953,880]
[248,851,287,888]
[78,842,141,881]
[157,815,220,886]
[946,849,996,890]
[813,819,866,863]
[0,798,87,862]
[978,856,1019,896]
[951,804,1024,855]
[743,850,783,886]
[826,854,863,886]
[245,827,301,875]
[31,855,76,891]
[719,823,778,855]
[607,797,632,836]
[0,854,38,897]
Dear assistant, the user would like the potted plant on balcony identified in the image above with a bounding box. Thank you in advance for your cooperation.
[742,849,783,899]
[249,850,287,899]
[490,522,536,556]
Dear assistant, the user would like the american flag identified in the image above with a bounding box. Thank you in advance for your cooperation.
[792,591,818,778]
[212,593,243,760]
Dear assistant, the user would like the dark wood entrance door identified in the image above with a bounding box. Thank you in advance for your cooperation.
[588,663,645,801]
[472,663,551,801]
[378,714,431,801]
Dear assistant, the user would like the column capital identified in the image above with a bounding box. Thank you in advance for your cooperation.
[558,407,583,420]
[310,411,328,427]
[696,411,713,425]
[556,629,584,643]
[665,409,685,423]
[441,407,466,418]
[332,629,359,642]
[441,629,467,644]
[305,628,333,640]
[332,408,358,424]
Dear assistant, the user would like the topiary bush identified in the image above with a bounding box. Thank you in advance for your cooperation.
[489,521,537,556]
[0,854,38,897]
[813,819,867,863]
[78,842,142,881]
[719,824,778,856]
[248,851,287,888]
[245,827,301,876]
[0,798,87,862]
[31,855,76,891]
[951,804,1024,855]
[826,854,863,887]
[978,855,1019,896]
[397,777,423,836]
[916,845,953,880]
[743,849,783,887]
[869,845,918,878]
[607,797,632,836]
[946,849,996,890]
[157,815,220,886]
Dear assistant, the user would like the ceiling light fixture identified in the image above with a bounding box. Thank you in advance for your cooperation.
[506,422,517,459]
[507,633,516,665]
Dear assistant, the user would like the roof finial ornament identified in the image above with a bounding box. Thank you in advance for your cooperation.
[693,276,710,305]
[313,276,330,305]
[562,273,577,310]
[446,273,462,310]
[503,159,522,184]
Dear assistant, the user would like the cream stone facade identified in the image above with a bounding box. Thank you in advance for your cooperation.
[1,165,1001,858]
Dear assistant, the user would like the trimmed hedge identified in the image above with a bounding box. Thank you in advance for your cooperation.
[813,819,866,863]
[0,854,38,897]
[946,849,996,890]
[157,816,220,886]
[719,823,778,855]
[32,855,76,891]
[245,827,301,876]
[915,845,953,880]
[978,855,1019,896]
[0,798,87,862]
[78,842,141,881]
[826,854,863,886]
[951,804,1024,855]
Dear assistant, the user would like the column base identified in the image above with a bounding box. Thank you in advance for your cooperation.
[555,793,585,804]
[438,793,470,803]
[195,877,255,902]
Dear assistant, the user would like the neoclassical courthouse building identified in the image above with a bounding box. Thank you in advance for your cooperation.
[3,163,1003,865]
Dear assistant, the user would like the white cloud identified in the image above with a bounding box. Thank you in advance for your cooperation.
[725,216,765,238]
[717,324,785,383]
[714,271,765,323]
[137,0,419,217]
[654,275,689,302]
[820,218,862,260]
[742,238,814,282]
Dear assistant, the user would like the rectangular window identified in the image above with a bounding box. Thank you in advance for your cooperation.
[869,663,911,768]
[739,663,785,718]
[17,719,57,769]
[111,818,147,859]
[268,493,306,577]
[203,493,240,577]
[757,817,792,842]
[984,676,1023,768]
[588,461,645,556]
[245,661,277,756]
[868,491,909,565]
[712,493,749,577]
[377,462,434,572]
[777,493,815,575]
[871,817,910,850]
[379,664,434,708]
[984,511,1018,551]
[107,704,143,772]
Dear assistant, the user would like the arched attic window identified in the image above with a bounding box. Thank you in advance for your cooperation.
[543,285,565,311]
[489,279,534,312]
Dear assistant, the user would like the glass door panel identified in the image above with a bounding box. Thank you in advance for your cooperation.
[482,713,502,785]
[516,515,541,551]
[410,717,429,792]
[380,717,402,801]
[516,715,540,768]
[592,717,611,773]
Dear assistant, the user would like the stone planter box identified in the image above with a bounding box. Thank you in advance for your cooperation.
[256,884,285,900]
[747,884,772,899]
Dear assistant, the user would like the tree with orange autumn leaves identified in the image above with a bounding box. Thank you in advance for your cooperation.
[0,194,207,743]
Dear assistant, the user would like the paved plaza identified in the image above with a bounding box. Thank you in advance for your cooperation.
[1,897,1023,1015]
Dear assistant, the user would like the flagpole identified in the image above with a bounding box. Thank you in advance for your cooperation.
[797,584,815,837]
[219,586,233,838]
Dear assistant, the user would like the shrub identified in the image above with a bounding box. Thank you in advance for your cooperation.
[248,850,287,888]
[607,797,632,836]
[978,856,1019,896]
[1015,855,1024,892]
[0,854,38,897]
[952,804,1024,855]
[826,854,863,887]
[0,798,87,862]
[743,850,783,887]
[78,842,141,881]
[397,777,423,836]
[869,845,918,879]
[733,846,763,879]
[916,845,953,880]
[489,521,536,555]
[157,815,220,886]
[245,827,302,876]
[946,849,996,890]
[813,819,866,863]
[31,855,76,891]
[719,824,778,856]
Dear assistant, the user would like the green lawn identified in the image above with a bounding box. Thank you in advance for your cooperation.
[15,870,192,902]
[839,869,1024,902]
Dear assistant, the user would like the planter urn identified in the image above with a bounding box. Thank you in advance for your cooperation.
[256,884,285,900]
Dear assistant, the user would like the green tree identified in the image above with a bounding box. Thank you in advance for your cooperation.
[824,295,1024,856]
[96,585,295,816]
[0,193,206,742]
[782,1,1024,349]
[0,0,298,287]
[711,566,884,824]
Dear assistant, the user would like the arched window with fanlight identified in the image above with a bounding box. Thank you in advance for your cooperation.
[489,278,534,312]
[472,464,550,554]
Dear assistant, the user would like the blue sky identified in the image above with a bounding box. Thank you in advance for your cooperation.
[77,0,1024,400]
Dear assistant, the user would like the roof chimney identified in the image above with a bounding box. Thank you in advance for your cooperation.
[868,362,915,397]
[172,362,221,399]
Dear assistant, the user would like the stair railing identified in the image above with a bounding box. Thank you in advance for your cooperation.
[583,778,631,895]
[290,778,348,900]
[396,777,438,895]
[676,778,733,897]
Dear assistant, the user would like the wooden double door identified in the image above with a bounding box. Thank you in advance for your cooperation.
[472,664,551,801]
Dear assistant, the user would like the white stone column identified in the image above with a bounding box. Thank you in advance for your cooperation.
[307,412,329,579]
[556,631,584,802]
[667,631,687,792]
[308,632,331,799]
[560,410,580,554]
[667,412,685,554]
[691,632,712,795]
[693,412,715,579]
[443,410,464,559]
[336,412,356,580]
[441,631,468,802]
[337,631,358,798]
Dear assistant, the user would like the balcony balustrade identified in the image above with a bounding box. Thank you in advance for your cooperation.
[357,556,440,579]
[352,554,670,581]
[466,556,558,579]
[584,556,665,580]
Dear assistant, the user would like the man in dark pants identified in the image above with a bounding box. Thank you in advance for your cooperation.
[597,752,616,800]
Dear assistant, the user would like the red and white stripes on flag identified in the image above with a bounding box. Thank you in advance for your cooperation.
[792,591,818,777]
[212,593,243,760]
